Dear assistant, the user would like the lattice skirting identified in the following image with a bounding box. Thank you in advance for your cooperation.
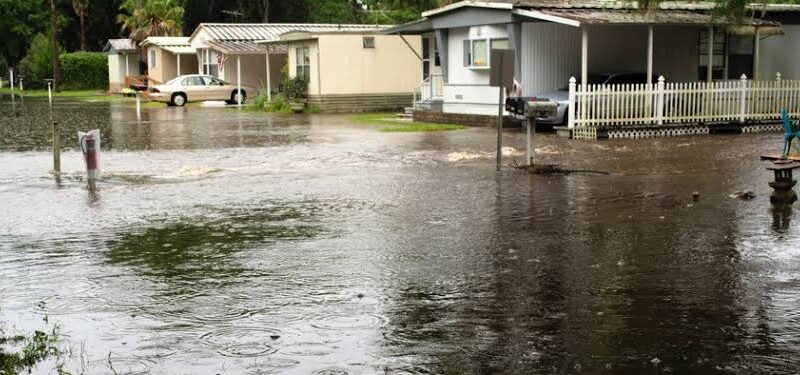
[607,125,710,139]
[742,123,782,133]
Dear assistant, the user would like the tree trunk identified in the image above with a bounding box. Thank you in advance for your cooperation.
[79,13,86,51]
[50,0,60,92]
[261,0,269,22]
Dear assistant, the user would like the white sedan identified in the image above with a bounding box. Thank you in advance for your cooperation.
[149,74,255,107]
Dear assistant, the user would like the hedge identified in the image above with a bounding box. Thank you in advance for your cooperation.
[59,52,108,90]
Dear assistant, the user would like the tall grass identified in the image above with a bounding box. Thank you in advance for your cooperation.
[249,91,292,113]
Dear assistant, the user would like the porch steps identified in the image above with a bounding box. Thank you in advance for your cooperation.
[395,107,415,121]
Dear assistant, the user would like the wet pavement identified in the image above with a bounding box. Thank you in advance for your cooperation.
[1,94,799,374]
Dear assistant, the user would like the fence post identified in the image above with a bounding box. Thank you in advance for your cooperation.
[776,72,782,82]
[656,76,665,125]
[739,74,747,124]
[568,76,576,129]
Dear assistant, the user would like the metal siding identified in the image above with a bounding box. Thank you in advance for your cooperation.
[521,22,581,95]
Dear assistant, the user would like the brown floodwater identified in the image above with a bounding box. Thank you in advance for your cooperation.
[1,93,799,374]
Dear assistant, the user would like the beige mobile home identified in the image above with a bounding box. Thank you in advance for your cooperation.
[140,37,198,85]
[272,30,422,112]
[104,39,139,92]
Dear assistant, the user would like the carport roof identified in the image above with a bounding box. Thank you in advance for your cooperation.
[104,39,137,53]
[206,40,287,55]
[190,23,391,43]
[520,8,781,26]
[140,37,196,54]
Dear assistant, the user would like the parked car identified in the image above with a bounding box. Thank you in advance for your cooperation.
[149,74,255,107]
[535,73,660,124]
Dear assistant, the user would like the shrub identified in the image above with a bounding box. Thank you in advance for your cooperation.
[284,76,308,102]
[18,34,62,89]
[248,92,291,113]
[59,52,108,90]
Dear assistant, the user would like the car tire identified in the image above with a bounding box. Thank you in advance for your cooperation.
[171,93,187,107]
[231,90,247,105]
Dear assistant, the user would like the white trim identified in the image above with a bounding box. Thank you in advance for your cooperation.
[512,9,581,28]
[422,1,513,18]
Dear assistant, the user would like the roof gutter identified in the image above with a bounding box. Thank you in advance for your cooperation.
[512,9,581,27]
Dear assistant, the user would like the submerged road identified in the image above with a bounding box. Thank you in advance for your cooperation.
[1,96,799,374]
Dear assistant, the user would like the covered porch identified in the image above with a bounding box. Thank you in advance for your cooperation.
[198,40,287,101]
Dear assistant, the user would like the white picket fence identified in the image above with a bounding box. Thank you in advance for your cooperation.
[567,74,800,139]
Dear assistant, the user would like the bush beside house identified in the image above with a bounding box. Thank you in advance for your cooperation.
[18,34,63,88]
[59,52,108,90]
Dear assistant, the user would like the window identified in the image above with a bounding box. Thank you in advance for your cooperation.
[363,36,375,49]
[182,76,206,86]
[698,29,726,80]
[422,38,431,79]
[296,46,310,80]
[149,49,157,69]
[463,38,508,68]
[202,49,218,77]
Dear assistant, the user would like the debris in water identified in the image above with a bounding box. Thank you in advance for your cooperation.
[651,358,662,366]
[692,192,701,202]
[270,335,280,340]
[729,191,756,200]
[617,260,625,267]
[514,163,610,175]
[357,293,364,299]
[534,145,561,155]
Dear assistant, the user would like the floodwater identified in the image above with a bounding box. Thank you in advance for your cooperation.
[1,93,799,374]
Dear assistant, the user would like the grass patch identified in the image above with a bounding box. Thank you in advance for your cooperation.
[0,87,116,101]
[351,113,466,132]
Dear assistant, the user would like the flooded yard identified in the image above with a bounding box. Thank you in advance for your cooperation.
[1,94,799,374]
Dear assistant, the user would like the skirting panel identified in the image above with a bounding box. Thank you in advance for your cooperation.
[307,93,413,113]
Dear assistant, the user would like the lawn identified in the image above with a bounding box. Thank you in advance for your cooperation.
[351,113,466,132]
[0,87,116,101]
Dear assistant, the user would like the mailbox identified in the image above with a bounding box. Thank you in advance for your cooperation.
[505,97,558,119]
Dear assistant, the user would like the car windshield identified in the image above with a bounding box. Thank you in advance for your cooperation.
[558,74,613,90]
[165,77,183,85]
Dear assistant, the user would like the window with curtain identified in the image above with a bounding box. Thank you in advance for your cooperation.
[149,49,157,69]
[463,38,508,68]
[202,50,218,77]
[296,47,310,80]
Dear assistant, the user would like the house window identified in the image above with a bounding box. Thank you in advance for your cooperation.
[698,29,726,80]
[296,46,310,80]
[202,49,218,77]
[149,49,157,69]
[463,38,508,68]
[363,37,375,49]
[422,38,431,79]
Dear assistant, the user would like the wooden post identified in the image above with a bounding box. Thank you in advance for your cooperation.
[581,28,588,87]
[496,63,504,172]
[568,77,577,129]
[52,121,60,173]
[739,74,747,123]
[656,76,665,125]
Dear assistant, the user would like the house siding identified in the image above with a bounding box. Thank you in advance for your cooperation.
[759,25,800,80]
[521,22,581,95]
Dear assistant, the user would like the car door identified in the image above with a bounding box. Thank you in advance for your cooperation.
[181,76,207,101]
[204,76,229,101]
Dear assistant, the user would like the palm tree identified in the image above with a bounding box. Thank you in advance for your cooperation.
[72,0,89,50]
[117,0,184,43]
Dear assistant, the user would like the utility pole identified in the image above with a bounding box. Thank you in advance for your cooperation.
[50,0,60,92]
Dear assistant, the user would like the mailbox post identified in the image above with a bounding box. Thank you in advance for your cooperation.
[490,49,515,171]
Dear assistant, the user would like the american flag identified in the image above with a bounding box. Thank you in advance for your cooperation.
[216,53,226,72]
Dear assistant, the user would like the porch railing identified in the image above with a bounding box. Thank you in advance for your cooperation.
[413,74,444,110]
[568,73,800,139]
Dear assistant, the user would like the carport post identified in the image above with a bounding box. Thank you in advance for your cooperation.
[237,55,242,107]
[265,52,272,101]
[581,28,588,87]
[753,27,761,81]
[647,25,653,85]
[707,26,714,83]
[177,54,181,76]
[125,54,130,77]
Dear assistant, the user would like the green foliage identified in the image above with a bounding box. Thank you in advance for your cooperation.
[59,52,109,90]
[19,33,63,89]
[284,76,308,102]
[248,92,292,113]
[1,327,62,374]
[117,0,184,43]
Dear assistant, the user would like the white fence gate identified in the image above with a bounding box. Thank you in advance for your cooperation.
[567,74,800,140]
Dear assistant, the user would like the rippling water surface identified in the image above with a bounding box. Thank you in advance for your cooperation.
[1,95,799,374]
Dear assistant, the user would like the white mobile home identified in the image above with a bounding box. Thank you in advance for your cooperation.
[104,39,139,92]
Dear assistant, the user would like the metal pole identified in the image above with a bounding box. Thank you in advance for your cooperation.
[526,118,535,166]
[52,121,60,173]
[237,55,242,107]
[496,58,504,172]
[647,25,654,85]
[47,81,52,103]
[177,54,181,76]
[135,91,141,120]
[125,54,130,78]
[265,52,272,101]
[9,68,13,93]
